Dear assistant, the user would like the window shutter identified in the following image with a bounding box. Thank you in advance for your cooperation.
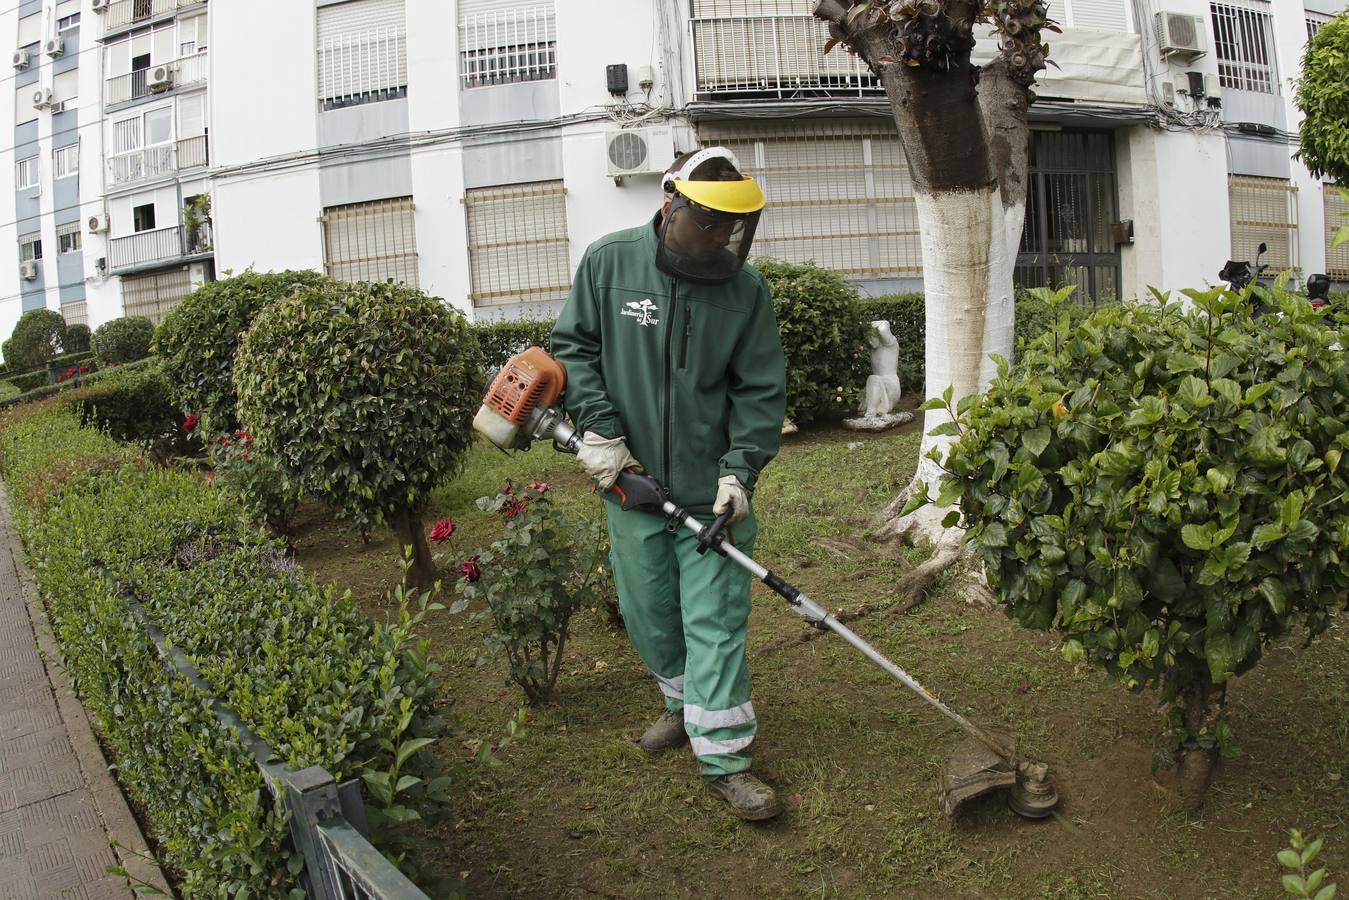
[178,93,205,139]
[122,269,194,325]
[1325,188,1349,281]
[464,182,570,307]
[320,197,419,287]
[1064,0,1130,30]
[317,0,408,106]
[53,70,79,105]
[17,14,41,47]
[1229,175,1298,272]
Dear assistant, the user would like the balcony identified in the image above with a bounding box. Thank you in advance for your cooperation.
[691,14,878,100]
[106,136,208,187]
[103,0,203,33]
[108,222,212,273]
[105,51,208,106]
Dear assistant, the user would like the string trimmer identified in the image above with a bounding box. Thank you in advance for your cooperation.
[472,347,1059,819]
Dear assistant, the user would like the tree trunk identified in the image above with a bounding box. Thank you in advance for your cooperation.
[1176,674,1227,811]
[389,505,438,594]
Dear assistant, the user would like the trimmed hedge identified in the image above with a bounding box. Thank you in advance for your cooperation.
[7,369,51,393]
[0,382,18,402]
[63,323,92,353]
[0,410,452,894]
[93,316,155,365]
[856,292,925,397]
[474,319,554,372]
[68,361,178,442]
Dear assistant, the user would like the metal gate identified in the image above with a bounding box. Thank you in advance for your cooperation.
[1015,130,1121,303]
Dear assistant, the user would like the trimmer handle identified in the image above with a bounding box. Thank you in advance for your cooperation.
[696,512,731,556]
[607,469,667,512]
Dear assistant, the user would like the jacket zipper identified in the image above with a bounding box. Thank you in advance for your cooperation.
[679,302,692,370]
[663,280,676,499]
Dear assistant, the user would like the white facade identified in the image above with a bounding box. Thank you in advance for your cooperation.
[0,0,1345,359]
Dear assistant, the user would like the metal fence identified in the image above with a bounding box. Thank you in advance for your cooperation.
[458,5,557,90]
[690,13,879,98]
[109,573,429,899]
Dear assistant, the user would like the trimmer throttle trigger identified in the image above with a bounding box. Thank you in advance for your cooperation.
[696,512,731,556]
[608,469,667,512]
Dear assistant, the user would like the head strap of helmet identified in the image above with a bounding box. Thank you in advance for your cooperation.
[661,147,743,196]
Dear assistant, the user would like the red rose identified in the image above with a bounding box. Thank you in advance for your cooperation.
[78,364,90,374]
[459,555,481,583]
[527,480,550,494]
[182,415,199,434]
[428,517,455,544]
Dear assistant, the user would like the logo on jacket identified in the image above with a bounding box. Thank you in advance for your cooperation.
[621,299,660,327]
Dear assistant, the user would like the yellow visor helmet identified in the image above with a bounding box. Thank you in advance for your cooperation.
[657,147,766,284]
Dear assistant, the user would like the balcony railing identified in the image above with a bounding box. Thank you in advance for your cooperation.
[105,51,208,106]
[177,134,208,168]
[109,223,211,272]
[108,144,174,186]
[104,0,192,31]
[690,14,879,99]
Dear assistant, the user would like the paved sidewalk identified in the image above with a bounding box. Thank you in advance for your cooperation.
[0,487,166,899]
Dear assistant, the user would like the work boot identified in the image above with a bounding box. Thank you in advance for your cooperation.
[639,709,688,753]
[706,773,782,821]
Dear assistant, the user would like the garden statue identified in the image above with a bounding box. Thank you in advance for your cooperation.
[844,320,913,432]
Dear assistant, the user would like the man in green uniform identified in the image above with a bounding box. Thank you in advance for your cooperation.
[551,148,787,820]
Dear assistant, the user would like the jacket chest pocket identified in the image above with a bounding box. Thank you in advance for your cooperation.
[680,297,748,377]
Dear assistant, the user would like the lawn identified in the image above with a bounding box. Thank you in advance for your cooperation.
[291,412,1349,899]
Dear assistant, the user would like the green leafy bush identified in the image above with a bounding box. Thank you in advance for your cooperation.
[1279,829,1337,898]
[7,368,51,393]
[208,427,301,534]
[0,381,18,402]
[68,361,178,443]
[7,309,68,371]
[155,269,330,434]
[1294,14,1349,185]
[236,280,486,590]
[925,283,1349,807]
[0,409,452,894]
[475,319,555,372]
[755,258,871,424]
[93,316,155,364]
[856,292,925,395]
[63,323,92,353]
[455,481,606,703]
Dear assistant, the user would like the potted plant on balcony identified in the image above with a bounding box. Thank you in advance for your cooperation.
[183,194,212,253]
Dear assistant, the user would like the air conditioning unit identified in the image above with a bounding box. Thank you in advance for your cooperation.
[44,37,64,59]
[148,65,174,91]
[19,260,38,281]
[605,126,676,178]
[12,48,31,70]
[91,0,109,10]
[1155,12,1207,60]
[32,87,53,109]
[87,212,109,233]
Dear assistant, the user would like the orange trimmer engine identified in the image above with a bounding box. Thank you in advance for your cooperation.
[473,346,569,450]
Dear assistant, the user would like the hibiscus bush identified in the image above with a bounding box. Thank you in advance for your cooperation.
[235,279,485,590]
[454,481,608,703]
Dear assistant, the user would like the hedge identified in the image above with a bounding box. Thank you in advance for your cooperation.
[855,292,925,397]
[68,361,178,442]
[0,358,157,412]
[0,410,452,894]
[474,319,554,372]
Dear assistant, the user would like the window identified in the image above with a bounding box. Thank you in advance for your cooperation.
[145,107,173,145]
[179,14,207,56]
[19,234,42,262]
[697,122,922,278]
[1306,12,1331,41]
[15,84,37,126]
[459,2,557,89]
[17,13,41,49]
[53,70,79,108]
[53,144,79,179]
[57,222,81,254]
[320,197,419,286]
[61,300,88,328]
[1325,187,1349,282]
[58,12,81,30]
[16,156,39,190]
[464,181,570,307]
[317,0,408,110]
[1210,1,1278,94]
[133,203,157,232]
[1229,175,1298,274]
[122,268,192,325]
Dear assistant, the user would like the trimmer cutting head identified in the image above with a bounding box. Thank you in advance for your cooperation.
[939,732,1058,819]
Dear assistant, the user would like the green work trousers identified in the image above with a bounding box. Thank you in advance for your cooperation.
[604,498,758,777]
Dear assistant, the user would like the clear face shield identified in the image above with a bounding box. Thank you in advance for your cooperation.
[656,192,763,285]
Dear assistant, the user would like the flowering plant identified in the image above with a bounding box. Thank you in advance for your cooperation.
[428,517,455,544]
[208,427,298,533]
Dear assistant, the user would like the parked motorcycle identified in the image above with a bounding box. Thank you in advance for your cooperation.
[1218,241,1268,292]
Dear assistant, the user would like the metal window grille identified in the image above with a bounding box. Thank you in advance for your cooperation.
[1306,12,1331,41]
[697,122,921,277]
[465,181,571,307]
[57,222,82,254]
[60,300,88,327]
[317,0,408,110]
[1325,187,1349,281]
[458,5,557,89]
[15,156,38,189]
[122,266,193,324]
[690,12,879,98]
[320,197,420,287]
[1229,175,1298,274]
[19,234,42,262]
[53,144,79,179]
[1210,1,1277,93]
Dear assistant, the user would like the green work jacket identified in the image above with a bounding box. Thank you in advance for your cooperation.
[551,215,787,514]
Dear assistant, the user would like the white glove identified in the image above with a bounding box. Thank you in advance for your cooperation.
[713,475,750,526]
[576,431,641,490]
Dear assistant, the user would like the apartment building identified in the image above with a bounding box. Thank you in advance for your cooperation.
[2,0,1345,344]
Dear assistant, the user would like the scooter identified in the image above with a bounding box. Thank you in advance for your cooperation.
[1218,241,1268,292]
[471,347,1060,820]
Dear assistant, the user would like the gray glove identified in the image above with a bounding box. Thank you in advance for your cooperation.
[713,475,750,526]
[576,431,641,490]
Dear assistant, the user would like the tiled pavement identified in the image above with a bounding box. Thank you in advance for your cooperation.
[0,500,140,899]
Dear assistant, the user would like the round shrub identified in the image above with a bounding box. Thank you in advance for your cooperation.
[7,309,68,371]
[63,323,92,354]
[933,286,1349,807]
[754,258,871,425]
[93,316,155,364]
[235,280,486,589]
[155,269,331,433]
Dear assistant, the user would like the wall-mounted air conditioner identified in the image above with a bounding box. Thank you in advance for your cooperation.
[87,212,109,233]
[12,48,31,70]
[91,0,109,10]
[32,87,53,109]
[148,65,174,91]
[20,260,38,280]
[44,37,64,59]
[1156,12,1207,60]
[605,126,676,178]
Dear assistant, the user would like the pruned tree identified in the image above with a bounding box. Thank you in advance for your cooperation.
[812,0,1054,555]
[1294,13,1349,250]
